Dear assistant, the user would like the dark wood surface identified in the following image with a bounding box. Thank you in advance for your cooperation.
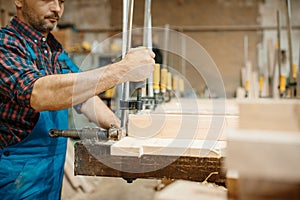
[74,141,226,185]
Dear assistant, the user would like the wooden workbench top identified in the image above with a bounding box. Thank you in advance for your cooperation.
[74,141,226,185]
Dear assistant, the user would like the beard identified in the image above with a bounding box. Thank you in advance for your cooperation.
[22,2,59,34]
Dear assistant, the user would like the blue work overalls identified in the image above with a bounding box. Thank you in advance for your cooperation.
[0,39,80,199]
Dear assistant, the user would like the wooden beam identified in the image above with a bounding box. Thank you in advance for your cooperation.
[239,100,300,132]
[227,129,300,181]
[227,100,300,199]
[73,99,240,184]
[74,142,226,185]
[127,113,239,140]
[238,177,300,199]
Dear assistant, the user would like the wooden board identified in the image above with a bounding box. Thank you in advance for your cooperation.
[128,114,239,141]
[239,99,300,132]
[227,129,300,181]
[111,137,226,158]
[74,142,226,185]
[226,170,239,199]
[226,100,300,199]
[154,99,239,115]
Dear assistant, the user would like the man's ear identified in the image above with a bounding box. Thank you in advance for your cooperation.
[14,0,23,8]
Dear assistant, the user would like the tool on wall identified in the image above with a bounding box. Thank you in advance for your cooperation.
[276,10,286,98]
[241,35,252,98]
[161,24,170,101]
[298,41,300,98]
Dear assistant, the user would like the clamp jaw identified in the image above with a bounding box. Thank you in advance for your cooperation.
[120,88,144,112]
[119,87,171,112]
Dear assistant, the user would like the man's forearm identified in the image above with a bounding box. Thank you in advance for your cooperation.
[30,64,122,111]
[80,96,120,129]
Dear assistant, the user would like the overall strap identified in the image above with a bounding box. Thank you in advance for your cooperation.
[58,51,82,73]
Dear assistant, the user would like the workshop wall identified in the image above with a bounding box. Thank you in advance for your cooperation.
[110,0,300,98]
[110,0,262,98]
[0,0,15,27]
[60,0,111,51]
[62,0,111,30]
[2,0,299,98]
[57,0,264,98]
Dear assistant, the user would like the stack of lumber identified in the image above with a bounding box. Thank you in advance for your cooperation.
[226,99,300,200]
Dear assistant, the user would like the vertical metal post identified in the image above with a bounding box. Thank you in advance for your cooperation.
[285,0,294,84]
[120,0,134,132]
[244,36,249,97]
[244,35,248,68]
[127,0,134,53]
[277,11,282,86]
[163,24,170,68]
[143,0,152,50]
[143,0,152,49]
[297,41,300,98]
[121,0,129,60]
[181,36,186,78]
[143,0,153,97]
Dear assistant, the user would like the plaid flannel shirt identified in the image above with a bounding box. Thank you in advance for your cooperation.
[0,17,71,148]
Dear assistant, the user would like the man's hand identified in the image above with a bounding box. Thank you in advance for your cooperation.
[114,48,155,83]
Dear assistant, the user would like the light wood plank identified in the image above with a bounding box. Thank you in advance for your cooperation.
[127,113,239,141]
[111,137,226,158]
[239,99,300,132]
[227,129,300,181]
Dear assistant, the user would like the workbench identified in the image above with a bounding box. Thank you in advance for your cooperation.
[73,99,239,186]
[74,141,226,185]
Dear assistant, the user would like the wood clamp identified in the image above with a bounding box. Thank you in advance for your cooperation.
[49,125,122,141]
